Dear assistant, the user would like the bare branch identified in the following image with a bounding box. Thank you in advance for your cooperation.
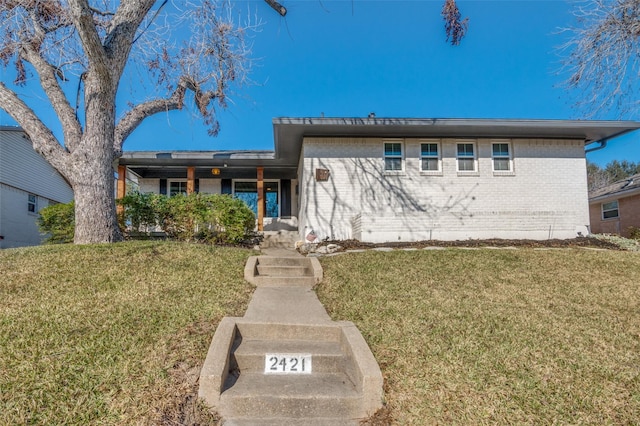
[0,81,69,173]
[264,0,287,17]
[67,0,109,76]
[114,82,188,153]
[560,0,640,118]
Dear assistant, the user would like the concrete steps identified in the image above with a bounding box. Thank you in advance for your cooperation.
[260,230,300,249]
[199,251,383,425]
[244,255,322,287]
[220,373,360,418]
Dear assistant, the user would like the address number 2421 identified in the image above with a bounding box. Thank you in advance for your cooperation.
[264,353,312,374]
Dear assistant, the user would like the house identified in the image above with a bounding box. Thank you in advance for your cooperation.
[117,117,640,243]
[589,173,640,238]
[0,126,74,248]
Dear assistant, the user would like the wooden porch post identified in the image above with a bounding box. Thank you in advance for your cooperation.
[257,167,264,231]
[187,166,195,195]
[116,165,126,215]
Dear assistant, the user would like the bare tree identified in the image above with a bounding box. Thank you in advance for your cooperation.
[0,0,466,245]
[0,0,253,243]
[560,0,640,118]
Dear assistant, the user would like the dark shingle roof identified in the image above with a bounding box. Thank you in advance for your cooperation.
[590,173,640,200]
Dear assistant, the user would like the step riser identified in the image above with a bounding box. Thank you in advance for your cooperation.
[256,257,310,267]
[221,395,362,418]
[235,322,342,342]
[256,265,310,277]
[252,277,317,287]
[231,354,346,374]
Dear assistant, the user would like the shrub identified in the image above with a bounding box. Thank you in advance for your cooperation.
[628,226,640,241]
[118,192,255,244]
[117,191,165,233]
[37,201,75,244]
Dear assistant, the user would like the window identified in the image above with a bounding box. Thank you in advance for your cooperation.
[384,142,403,171]
[492,142,512,172]
[602,200,619,219]
[421,142,440,172]
[457,143,476,172]
[169,181,187,197]
[28,194,37,213]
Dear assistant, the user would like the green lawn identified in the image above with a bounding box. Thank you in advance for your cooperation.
[0,242,255,425]
[2,243,639,424]
[317,248,640,425]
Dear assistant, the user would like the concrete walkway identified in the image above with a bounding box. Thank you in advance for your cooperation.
[199,246,383,425]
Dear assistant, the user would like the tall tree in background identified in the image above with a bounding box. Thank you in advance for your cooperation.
[562,0,640,117]
[0,1,253,243]
[0,0,467,244]
[587,159,640,191]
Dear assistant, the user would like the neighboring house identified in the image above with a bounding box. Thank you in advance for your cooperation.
[117,117,640,242]
[0,126,74,248]
[589,173,640,237]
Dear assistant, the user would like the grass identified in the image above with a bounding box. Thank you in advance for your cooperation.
[0,241,255,425]
[317,248,640,425]
[3,242,639,424]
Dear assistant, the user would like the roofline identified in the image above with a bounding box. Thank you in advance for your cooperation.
[589,186,640,203]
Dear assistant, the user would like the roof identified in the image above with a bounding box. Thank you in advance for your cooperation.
[119,117,640,178]
[589,173,640,202]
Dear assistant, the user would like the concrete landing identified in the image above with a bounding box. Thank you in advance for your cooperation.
[198,247,384,424]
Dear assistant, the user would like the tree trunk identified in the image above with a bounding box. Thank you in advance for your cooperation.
[69,75,123,244]
[70,150,123,244]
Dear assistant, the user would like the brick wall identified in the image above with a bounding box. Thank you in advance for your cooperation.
[299,137,589,242]
[590,193,640,237]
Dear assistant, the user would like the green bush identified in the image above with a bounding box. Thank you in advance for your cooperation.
[37,201,75,244]
[118,192,255,244]
[628,226,640,241]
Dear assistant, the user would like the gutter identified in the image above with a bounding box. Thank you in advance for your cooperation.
[585,126,638,153]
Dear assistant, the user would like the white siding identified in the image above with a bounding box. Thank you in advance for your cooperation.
[299,137,590,242]
[0,129,73,202]
[0,128,74,248]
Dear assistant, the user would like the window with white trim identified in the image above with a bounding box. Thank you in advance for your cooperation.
[384,141,403,172]
[456,142,476,172]
[602,200,619,219]
[492,142,512,172]
[169,181,187,197]
[27,194,37,213]
[420,142,441,172]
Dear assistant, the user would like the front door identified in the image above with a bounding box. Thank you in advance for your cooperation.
[234,181,279,218]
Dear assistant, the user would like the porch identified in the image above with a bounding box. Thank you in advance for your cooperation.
[116,150,299,233]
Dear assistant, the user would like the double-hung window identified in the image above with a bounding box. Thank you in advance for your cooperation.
[457,142,476,172]
[28,194,37,213]
[602,200,619,219]
[420,142,440,172]
[384,141,403,172]
[492,142,512,172]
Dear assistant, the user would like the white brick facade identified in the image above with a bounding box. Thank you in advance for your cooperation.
[299,137,590,242]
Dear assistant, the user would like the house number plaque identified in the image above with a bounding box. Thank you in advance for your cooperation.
[264,353,312,374]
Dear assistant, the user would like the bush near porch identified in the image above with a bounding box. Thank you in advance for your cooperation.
[38,192,256,245]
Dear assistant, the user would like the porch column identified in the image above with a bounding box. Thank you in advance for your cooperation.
[187,166,196,194]
[116,165,126,215]
[257,167,264,231]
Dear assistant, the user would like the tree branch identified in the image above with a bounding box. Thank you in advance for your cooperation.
[67,0,109,76]
[19,44,82,151]
[114,82,188,154]
[0,82,70,174]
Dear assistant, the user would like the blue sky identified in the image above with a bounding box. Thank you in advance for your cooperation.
[1,0,639,166]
